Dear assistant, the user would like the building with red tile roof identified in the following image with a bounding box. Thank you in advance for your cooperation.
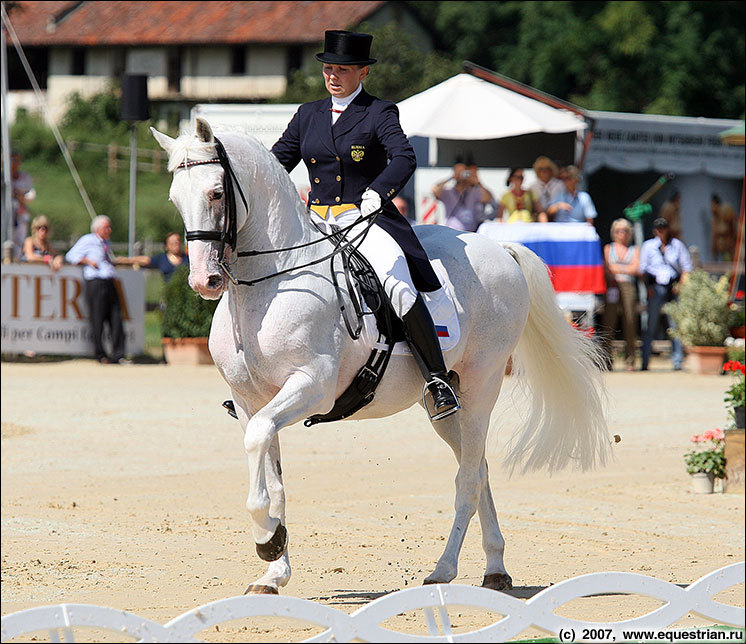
[4,1,433,122]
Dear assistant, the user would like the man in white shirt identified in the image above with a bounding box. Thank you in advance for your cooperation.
[638,217,693,371]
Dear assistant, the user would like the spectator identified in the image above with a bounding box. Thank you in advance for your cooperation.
[659,191,683,240]
[10,152,36,260]
[638,217,693,371]
[498,167,537,223]
[710,194,737,261]
[432,161,495,232]
[599,218,639,371]
[65,215,148,365]
[392,195,415,224]
[528,156,563,222]
[143,231,189,282]
[22,215,63,271]
[546,165,597,225]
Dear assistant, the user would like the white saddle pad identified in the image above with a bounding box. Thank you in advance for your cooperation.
[361,263,461,356]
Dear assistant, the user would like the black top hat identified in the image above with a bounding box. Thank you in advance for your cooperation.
[315,30,377,65]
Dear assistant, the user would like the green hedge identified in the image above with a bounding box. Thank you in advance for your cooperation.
[161,266,219,338]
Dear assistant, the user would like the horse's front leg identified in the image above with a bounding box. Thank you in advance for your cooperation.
[243,369,334,568]
[244,434,292,594]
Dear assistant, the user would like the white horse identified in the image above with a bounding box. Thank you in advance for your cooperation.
[151,119,611,595]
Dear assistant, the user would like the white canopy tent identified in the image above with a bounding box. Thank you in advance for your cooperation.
[397,72,587,141]
[395,73,588,224]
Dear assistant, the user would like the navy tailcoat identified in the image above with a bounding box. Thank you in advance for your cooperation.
[271,89,441,292]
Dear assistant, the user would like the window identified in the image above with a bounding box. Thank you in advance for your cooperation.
[231,46,246,75]
[286,46,302,78]
[167,48,182,93]
[71,48,86,76]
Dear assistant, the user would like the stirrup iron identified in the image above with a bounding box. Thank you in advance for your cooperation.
[422,375,460,421]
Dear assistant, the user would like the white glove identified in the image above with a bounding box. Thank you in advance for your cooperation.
[360,189,382,216]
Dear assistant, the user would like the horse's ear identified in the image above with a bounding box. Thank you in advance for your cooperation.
[150,127,175,156]
[196,118,214,144]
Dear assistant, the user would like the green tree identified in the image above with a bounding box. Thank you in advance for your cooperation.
[408,0,745,118]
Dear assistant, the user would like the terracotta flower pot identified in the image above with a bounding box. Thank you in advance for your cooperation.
[162,337,213,365]
[686,345,727,375]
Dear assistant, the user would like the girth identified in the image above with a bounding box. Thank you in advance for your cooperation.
[303,224,404,427]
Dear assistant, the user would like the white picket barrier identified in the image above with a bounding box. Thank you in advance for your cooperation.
[1,563,743,642]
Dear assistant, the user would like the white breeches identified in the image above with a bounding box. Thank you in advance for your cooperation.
[314,208,418,318]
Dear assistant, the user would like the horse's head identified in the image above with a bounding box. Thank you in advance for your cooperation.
[151,118,243,300]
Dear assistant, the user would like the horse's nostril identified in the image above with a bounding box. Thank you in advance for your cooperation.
[207,275,223,289]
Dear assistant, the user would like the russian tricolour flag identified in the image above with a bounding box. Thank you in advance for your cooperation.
[435,325,450,338]
[478,222,606,294]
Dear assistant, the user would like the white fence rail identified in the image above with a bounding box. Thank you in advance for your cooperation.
[1,563,743,643]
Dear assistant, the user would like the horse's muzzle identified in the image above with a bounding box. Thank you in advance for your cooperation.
[189,271,225,300]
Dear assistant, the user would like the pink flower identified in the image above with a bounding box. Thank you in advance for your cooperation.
[690,433,703,443]
[703,429,715,441]
[712,428,725,440]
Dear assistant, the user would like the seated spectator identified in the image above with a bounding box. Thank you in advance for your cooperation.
[432,161,495,232]
[144,232,189,282]
[546,165,597,224]
[498,168,537,223]
[528,156,564,222]
[599,218,639,371]
[22,215,63,271]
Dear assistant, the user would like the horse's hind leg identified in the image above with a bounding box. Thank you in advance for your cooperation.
[424,395,511,590]
[476,460,512,590]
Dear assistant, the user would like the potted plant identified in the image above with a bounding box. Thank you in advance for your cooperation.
[730,302,745,339]
[663,271,734,374]
[724,359,745,429]
[161,266,219,365]
[683,428,725,494]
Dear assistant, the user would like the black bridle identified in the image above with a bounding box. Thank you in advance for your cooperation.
[175,136,379,288]
[177,138,243,279]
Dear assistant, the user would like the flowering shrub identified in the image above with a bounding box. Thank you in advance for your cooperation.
[723,360,745,415]
[725,337,745,363]
[663,271,734,347]
[684,429,725,478]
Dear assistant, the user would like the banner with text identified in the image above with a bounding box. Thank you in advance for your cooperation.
[1,265,145,356]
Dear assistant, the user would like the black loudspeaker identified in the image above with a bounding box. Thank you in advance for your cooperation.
[121,74,150,121]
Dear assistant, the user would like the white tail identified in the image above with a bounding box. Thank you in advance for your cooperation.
[500,242,612,474]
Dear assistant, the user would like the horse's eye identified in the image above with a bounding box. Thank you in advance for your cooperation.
[211,188,224,201]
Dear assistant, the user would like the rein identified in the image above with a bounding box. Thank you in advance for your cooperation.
[175,137,380,288]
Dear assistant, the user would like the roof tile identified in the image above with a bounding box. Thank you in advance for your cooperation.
[7,1,388,46]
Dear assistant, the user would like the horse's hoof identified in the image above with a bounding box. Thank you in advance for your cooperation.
[422,577,447,586]
[482,572,513,591]
[255,523,287,562]
[244,584,279,595]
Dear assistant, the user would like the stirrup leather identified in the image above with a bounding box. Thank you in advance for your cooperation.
[422,375,461,421]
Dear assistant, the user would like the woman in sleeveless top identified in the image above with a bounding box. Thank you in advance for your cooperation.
[498,167,537,223]
[600,218,639,371]
[23,215,63,271]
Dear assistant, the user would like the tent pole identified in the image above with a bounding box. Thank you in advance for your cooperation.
[428,137,438,167]
[1,8,13,250]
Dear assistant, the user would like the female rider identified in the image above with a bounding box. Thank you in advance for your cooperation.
[271,30,459,419]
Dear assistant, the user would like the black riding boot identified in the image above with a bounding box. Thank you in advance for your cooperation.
[402,294,460,420]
